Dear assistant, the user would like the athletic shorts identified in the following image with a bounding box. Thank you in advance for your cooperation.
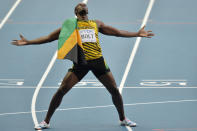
[68,56,110,81]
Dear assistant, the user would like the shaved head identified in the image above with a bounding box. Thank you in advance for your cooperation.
[74,3,88,15]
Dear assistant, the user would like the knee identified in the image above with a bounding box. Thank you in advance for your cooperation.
[55,88,65,97]
[110,87,121,97]
[57,84,72,96]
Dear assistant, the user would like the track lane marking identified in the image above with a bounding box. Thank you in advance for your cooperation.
[31,0,89,130]
[119,0,155,93]
[1,86,197,89]
[0,0,22,29]
[119,0,155,130]
[1,99,197,116]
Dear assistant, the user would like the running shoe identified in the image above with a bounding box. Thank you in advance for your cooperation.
[34,121,50,130]
[120,118,137,127]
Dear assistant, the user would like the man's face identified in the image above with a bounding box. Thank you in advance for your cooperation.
[75,3,88,16]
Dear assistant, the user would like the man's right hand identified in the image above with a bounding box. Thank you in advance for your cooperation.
[12,34,29,46]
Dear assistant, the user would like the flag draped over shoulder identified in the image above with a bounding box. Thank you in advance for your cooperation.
[57,18,86,64]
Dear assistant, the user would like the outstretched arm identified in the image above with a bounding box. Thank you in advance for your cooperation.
[96,20,154,38]
[12,28,61,46]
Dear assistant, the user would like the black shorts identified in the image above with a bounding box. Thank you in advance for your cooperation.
[68,57,110,81]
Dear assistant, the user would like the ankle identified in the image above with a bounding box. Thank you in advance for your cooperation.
[120,117,126,121]
[44,120,50,124]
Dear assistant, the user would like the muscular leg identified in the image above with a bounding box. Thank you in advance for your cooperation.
[44,72,79,123]
[97,72,125,121]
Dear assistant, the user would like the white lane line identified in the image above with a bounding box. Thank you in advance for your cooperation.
[1,99,197,116]
[0,79,24,80]
[31,51,57,128]
[126,125,133,131]
[142,79,187,81]
[120,87,197,89]
[119,0,155,94]
[83,0,88,4]
[0,0,22,29]
[1,86,197,89]
[119,0,155,130]
[31,0,89,129]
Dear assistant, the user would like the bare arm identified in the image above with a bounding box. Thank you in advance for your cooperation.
[95,20,154,38]
[12,28,61,46]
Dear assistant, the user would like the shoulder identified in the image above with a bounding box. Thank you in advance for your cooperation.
[95,19,105,28]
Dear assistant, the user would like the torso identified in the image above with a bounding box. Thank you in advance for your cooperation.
[77,20,103,61]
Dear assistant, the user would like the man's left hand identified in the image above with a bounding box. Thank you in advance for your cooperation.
[138,26,154,38]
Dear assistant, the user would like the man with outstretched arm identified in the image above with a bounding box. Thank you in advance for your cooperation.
[12,3,154,130]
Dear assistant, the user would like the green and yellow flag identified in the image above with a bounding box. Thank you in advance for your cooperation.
[57,18,86,64]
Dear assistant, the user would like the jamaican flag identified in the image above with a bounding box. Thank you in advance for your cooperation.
[57,18,86,64]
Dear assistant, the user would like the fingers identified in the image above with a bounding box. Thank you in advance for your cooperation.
[11,39,21,46]
[148,33,154,36]
[142,32,154,38]
[140,32,154,38]
[11,40,18,43]
[145,34,154,38]
[139,26,146,31]
[142,25,146,30]
[11,34,26,46]
[11,40,17,43]
[20,34,24,39]
[11,41,18,45]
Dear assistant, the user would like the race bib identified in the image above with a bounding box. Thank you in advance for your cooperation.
[79,29,96,43]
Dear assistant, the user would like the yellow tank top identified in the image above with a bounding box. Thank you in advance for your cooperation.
[77,20,102,60]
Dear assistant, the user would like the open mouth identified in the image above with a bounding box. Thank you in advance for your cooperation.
[79,9,88,16]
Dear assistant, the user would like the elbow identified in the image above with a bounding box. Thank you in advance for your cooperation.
[47,35,57,42]
[45,36,52,43]
[114,30,122,37]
